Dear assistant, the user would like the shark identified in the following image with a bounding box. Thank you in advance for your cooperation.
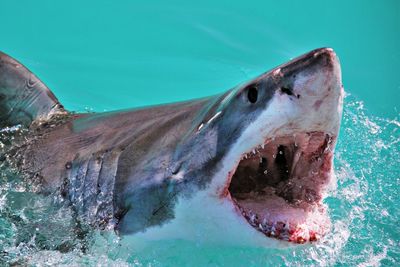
[0,48,343,246]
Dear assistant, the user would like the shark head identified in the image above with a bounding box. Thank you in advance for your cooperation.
[155,48,343,245]
[119,48,343,247]
[216,47,343,244]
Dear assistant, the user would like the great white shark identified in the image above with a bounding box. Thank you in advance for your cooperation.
[0,48,343,246]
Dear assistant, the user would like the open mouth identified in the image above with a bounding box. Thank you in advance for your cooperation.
[227,132,335,243]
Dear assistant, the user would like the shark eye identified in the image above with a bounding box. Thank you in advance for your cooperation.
[247,86,258,103]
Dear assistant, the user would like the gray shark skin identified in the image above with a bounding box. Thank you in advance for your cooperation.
[0,48,343,246]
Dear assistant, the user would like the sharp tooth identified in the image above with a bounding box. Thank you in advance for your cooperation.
[264,169,268,175]
[272,154,276,159]
[250,214,256,224]
[262,218,267,226]
[259,224,263,230]
[252,149,256,154]
[324,146,332,153]
[271,225,276,235]
[244,154,248,159]
[261,144,265,149]
[259,157,263,163]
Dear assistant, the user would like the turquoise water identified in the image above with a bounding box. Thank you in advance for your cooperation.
[0,0,399,266]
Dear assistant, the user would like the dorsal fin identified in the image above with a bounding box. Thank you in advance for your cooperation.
[0,52,65,127]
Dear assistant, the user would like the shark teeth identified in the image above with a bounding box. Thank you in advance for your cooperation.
[241,143,268,160]
[241,206,321,243]
[231,132,335,244]
[242,208,293,240]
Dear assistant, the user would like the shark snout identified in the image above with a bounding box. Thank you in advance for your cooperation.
[291,48,341,97]
[281,48,344,135]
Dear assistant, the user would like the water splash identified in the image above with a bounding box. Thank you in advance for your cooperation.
[0,94,399,266]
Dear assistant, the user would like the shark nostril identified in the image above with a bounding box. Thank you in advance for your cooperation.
[280,87,293,96]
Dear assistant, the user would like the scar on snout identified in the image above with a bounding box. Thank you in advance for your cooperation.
[273,68,281,76]
[313,100,323,111]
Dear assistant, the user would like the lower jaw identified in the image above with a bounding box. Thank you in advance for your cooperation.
[234,197,331,243]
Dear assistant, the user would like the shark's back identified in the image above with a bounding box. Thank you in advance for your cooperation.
[19,100,207,189]
[13,100,205,227]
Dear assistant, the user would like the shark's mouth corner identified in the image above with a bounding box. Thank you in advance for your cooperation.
[225,132,336,244]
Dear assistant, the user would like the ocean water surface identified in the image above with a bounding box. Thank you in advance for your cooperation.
[0,0,399,266]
